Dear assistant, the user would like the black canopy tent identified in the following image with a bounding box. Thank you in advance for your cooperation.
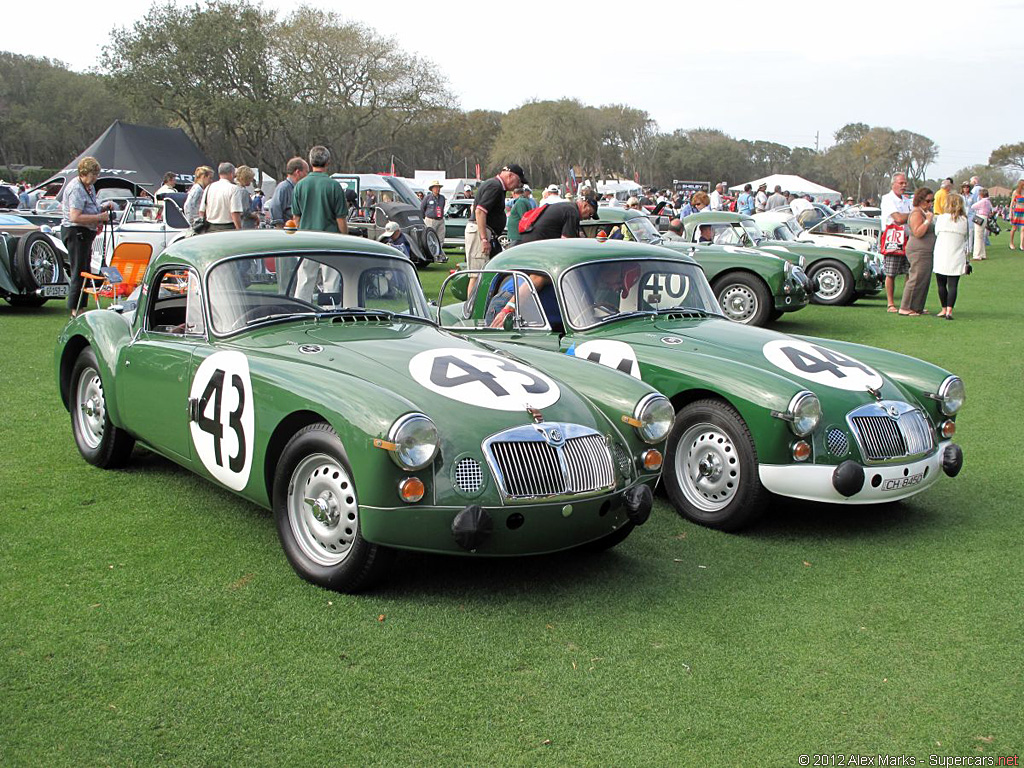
[34,120,213,200]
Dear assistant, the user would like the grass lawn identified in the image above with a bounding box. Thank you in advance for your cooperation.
[1,237,1021,766]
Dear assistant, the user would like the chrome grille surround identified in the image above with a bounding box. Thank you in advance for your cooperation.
[482,423,616,502]
[847,401,935,464]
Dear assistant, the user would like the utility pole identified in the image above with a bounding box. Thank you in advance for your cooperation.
[815,131,820,153]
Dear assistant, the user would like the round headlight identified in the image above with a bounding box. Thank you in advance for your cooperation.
[634,394,674,444]
[387,414,439,470]
[938,376,965,416]
[788,391,821,437]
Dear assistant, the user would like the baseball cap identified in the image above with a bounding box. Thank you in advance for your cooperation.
[464,184,472,191]
[503,163,529,185]
[580,193,600,218]
[545,184,560,194]
[383,221,400,235]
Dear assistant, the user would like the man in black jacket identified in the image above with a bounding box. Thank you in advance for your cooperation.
[519,193,599,244]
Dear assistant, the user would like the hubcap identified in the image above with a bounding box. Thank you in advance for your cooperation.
[287,453,358,566]
[719,285,757,323]
[815,268,844,300]
[675,423,740,512]
[75,367,105,450]
[29,241,60,284]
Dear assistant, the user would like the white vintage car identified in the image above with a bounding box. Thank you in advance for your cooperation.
[91,195,190,263]
[754,210,878,253]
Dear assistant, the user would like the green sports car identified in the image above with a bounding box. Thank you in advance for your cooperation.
[55,231,672,592]
[680,211,883,305]
[586,207,809,326]
[437,239,965,531]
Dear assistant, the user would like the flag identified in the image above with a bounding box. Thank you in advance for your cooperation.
[568,167,577,193]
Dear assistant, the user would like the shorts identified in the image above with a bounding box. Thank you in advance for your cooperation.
[465,222,493,270]
[883,254,909,277]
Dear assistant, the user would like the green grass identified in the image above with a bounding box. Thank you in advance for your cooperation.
[2,238,1022,766]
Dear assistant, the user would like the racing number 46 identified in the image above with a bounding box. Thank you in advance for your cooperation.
[194,369,247,472]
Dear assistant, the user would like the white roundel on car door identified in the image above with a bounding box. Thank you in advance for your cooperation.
[409,348,561,410]
[189,351,255,491]
[762,339,883,391]
[572,340,641,379]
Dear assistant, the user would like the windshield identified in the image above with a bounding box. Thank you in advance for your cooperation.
[123,201,161,224]
[206,252,430,334]
[694,222,759,246]
[561,259,720,329]
[624,216,661,243]
[766,221,797,241]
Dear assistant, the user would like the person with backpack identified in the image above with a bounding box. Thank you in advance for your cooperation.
[519,193,599,244]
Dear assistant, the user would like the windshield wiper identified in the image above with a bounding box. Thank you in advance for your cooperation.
[599,310,658,323]
[244,311,315,327]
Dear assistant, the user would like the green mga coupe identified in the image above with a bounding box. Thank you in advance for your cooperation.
[438,239,965,531]
[55,231,673,592]
[680,211,883,306]
[586,207,810,326]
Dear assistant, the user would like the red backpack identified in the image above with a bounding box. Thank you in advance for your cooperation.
[518,204,548,234]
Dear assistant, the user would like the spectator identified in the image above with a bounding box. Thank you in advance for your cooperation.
[681,191,710,217]
[934,193,969,320]
[754,183,769,213]
[541,184,562,206]
[199,162,244,232]
[662,218,685,241]
[737,184,755,215]
[268,157,309,226]
[421,180,446,247]
[1009,179,1024,250]
[379,221,412,258]
[252,188,265,223]
[709,182,726,211]
[519,193,598,244]
[61,156,116,316]
[18,183,30,210]
[183,165,214,225]
[970,188,993,261]
[234,166,260,229]
[459,184,474,199]
[933,178,953,216]
[625,196,641,211]
[293,145,349,300]
[506,187,531,248]
[522,184,537,209]
[790,195,814,217]
[465,164,526,269]
[966,176,982,253]
[766,185,787,210]
[880,172,912,312]
[155,172,178,198]
[697,224,714,243]
[899,187,936,316]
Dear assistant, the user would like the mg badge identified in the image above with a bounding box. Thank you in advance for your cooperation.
[546,427,564,445]
[886,405,900,420]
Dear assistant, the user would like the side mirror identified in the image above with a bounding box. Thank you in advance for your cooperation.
[502,311,515,332]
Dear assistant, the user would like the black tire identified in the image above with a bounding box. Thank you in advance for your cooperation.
[712,272,772,326]
[5,294,48,308]
[579,522,635,553]
[272,423,393,592]
[14,232,63,292]
[663,399,767,531]
[808,260,856,305]
[768,309,784,323]
[69,347,135,468]
[421,227,443,262]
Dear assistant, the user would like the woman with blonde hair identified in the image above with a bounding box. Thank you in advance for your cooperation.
[235,165,259,229]
[1009,179,1024,250]
[933,193,969,320]
[183,165,214,226]
[61,156,116,315]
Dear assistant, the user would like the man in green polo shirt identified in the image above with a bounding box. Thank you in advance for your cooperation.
[293,145,348,301]
[506,186,532,247]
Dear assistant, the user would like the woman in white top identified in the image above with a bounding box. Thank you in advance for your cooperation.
[933,193,969,320]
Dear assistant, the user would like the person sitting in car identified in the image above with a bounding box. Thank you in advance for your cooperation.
[379,221,412,259]
[697,224,715,243]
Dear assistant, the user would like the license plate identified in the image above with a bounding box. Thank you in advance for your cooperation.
[41,284,69,298]
[883,471,924,491]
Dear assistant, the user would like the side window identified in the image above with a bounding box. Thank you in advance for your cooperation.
[148,268,203,335]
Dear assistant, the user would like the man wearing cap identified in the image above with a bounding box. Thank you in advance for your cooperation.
[379,221,413,259]
[420,180,446,246]
[754,183,769,213]
[539,184,562,206]
[522,185,536,209]
[519,193,599,244]
[506,187,531,248]
[465,164,526,269]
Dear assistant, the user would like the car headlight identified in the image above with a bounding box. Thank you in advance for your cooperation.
[936,376,965,416]
[387,413,439,470]
[787,391,821,437]
[798,255,806,269]
[634,394,674,444]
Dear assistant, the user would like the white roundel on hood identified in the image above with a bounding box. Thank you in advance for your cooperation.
[763,339,883,391]
[572,339,641,379]
[409,348,561,410]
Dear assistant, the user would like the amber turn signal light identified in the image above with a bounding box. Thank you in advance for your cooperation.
[398,477,425,503]
[940,420,956,439]
[642,449,663,471]
[792,440,811,462]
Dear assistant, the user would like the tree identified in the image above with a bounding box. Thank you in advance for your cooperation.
[989,142,1024,174]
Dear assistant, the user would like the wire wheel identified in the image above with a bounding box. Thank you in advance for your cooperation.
[28,238,61,285]
[286,453,359,567]
[675,423,740,513]
[74,365,106,450]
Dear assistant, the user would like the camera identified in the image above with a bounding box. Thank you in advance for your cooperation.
[979,216,1000,236]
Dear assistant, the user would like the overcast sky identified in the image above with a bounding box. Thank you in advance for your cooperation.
[7,0,1021,180]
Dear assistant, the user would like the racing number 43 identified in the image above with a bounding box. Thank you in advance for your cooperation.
[194,369,247,472]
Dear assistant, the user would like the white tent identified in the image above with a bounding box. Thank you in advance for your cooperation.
[731,174,841,204]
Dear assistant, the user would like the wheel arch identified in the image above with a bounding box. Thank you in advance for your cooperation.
[263,410,343,503]
[711,267,774,293]
[59,335,93,410]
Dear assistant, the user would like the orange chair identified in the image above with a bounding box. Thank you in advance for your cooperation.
[81,242,153,308]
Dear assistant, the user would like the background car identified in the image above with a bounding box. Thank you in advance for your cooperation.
[0,214,68,305]
[90,194,190,264]
[588,207,809,326]
[681,211,882,305]
[55,231,670,592]
[442,198,510,249]
[438,239,965,532]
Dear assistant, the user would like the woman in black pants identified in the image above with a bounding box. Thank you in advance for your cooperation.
[933,193,969,320]
[61,157,115,316]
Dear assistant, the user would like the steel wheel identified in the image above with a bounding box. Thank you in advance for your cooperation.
[675,423,740,513]
[75,364,107,451]
[286,453,359,567]
[718,284,758,323]
[713,272,772,326]
[809,261,855,305]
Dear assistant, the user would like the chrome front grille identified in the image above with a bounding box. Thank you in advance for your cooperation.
[483,424,615,501]
[848,402,935,463]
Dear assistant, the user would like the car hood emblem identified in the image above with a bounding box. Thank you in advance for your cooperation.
[886,405,900,420]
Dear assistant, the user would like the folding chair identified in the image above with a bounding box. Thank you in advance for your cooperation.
[81,242,153,309]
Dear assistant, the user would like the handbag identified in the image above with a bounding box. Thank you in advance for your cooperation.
[190,185,211,235]
[880,222,906,256]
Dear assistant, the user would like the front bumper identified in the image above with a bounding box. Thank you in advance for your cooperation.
[358,478,656,555]
[757,441,961,504]
[775,269,810,312]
